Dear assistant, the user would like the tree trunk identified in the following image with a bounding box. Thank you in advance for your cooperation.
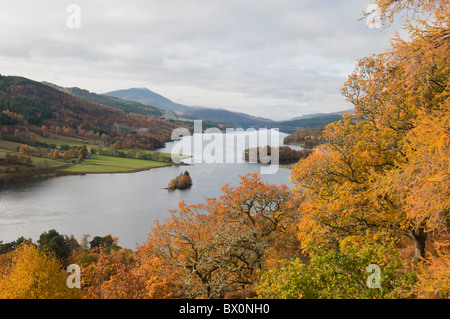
[410,227,426,263]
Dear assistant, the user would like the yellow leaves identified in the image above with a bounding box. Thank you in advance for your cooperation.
[136,255,180,299]
[412,240,450,299]
[372,0,447,27]
[291,117,404,251]
[381,107,450,235]
[304,0,449,254]
[291,4,449,256]
[0,244,81,299]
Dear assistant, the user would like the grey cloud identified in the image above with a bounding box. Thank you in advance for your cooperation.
[0,0,403,120]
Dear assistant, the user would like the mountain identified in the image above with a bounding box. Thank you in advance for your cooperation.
[104,88,273,128]
[289,109,354,121]
[44,83,208,125]
[104,88,192,113]
[272,109,354,133]
[104,87,352,131]
[0,75,187,149]
[0,74,349,152]
[186,107,273,127]
[272,114,346,133]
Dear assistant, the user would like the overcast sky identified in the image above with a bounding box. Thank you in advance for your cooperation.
[0,0,405,120]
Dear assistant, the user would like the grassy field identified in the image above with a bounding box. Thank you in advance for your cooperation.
[1,134,175,178]
[99,146,174,161]
[61,154,172,173]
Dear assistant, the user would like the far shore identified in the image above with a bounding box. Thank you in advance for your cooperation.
[0,153,191,183]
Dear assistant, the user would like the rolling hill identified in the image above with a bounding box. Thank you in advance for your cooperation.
[104,87,351,131]
[104,87,192,113]
[0,75,187,150]
[272,114,347,133]
[1,74,349,139]
[42,83,165,118]
[104,87,274,128]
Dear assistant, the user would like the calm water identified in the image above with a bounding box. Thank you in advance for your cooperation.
[0,130,298,249]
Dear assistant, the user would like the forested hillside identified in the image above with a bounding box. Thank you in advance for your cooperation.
[0,75,187,150]
[42,83,166,118]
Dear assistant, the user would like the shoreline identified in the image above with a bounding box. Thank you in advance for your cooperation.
[0,161,190,183]
[55,162,185,177]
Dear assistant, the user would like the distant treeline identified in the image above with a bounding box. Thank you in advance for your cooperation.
[0,229,120,260]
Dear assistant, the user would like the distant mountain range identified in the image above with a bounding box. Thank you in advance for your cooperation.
[103,88,192,113]
[104,88,274,128]
[1,74,352,136]
[289,110,353,121]
[104,87,353,131]
[39,83,352,131]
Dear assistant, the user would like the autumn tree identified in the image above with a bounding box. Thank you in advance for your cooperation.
[344,2,449,261]
[41,125,48,137]
[256,242,417,299]
[69,234,179,299]
[52,149,60,159]
[81,248,138,299]
[18,144,33,155]
[291,0,449,263]
[0,244,81,299]
[412,240,449,298]
[78,146,88,160]
[292,123,390,251]
[177,172,193,189]
[140,173,296,298]
[367,0,446,26]
[62,151,70,161]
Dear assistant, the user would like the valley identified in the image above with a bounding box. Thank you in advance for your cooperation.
[0,74,345,182]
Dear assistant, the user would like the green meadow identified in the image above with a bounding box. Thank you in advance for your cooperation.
[61,154,172,173]
[0,133,177,179]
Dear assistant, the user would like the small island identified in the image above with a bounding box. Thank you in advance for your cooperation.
[168,171,193,191]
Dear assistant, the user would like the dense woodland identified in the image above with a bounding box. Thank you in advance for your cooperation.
[0,0,448,299]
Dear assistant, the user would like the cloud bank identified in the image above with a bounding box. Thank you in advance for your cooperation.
[0,0,404,120]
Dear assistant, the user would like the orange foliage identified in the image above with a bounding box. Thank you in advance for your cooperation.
[139,173,297,298]
[292,1,449,264]
[412,240,450,299]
